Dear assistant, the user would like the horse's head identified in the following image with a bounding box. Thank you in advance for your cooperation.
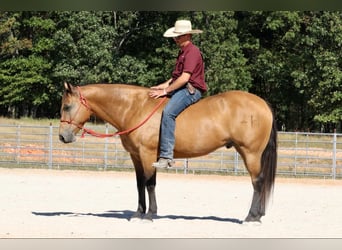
[59,82,92,143]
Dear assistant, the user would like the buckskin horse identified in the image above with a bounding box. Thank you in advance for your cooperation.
[59,82,277,223]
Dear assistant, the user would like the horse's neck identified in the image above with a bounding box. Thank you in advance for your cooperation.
[83,84,145,130]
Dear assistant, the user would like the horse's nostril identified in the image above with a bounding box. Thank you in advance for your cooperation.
[59,133,75,143]
[59,134,65,143]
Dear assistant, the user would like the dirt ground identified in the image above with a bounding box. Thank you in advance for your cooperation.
[0,167,341,238]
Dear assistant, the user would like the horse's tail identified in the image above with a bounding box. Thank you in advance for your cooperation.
[260,109,278,210]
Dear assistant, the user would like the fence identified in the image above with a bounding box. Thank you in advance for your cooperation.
[0,124,341,179]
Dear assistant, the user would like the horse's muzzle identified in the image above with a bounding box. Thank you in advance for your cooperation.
[59,132,76,143]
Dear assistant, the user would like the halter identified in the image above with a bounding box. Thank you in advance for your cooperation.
[60,86,91,131]
[60,86,167,138]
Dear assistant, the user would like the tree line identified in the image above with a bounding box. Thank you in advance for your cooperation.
[0,11,341,132]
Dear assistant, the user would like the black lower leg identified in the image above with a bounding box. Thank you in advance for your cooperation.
[245,177,265,222]
[245,191,262,222]
[131,176,146,220]
[144,172,157,221]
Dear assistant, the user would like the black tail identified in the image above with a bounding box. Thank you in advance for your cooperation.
[260,111,278,210]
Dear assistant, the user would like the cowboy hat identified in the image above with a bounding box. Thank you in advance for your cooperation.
[163,20,203,38]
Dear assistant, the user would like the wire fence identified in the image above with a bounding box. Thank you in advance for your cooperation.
[0,124,341,179]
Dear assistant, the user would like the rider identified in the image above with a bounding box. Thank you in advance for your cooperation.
[149,19,207,168]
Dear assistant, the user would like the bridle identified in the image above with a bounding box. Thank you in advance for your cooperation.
[60,86,167,138]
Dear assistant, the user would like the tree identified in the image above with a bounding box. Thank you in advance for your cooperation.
[236,11,341,131]
[305,11,342,131]
[0,11,340,131]
[51,11,115,85]
[192,11,252,95]
[0,12,58,118]
[236,11,308,130]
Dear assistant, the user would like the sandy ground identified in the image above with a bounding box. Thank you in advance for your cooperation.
[0,167,341,238]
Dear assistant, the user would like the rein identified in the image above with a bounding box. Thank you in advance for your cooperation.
[60,86,167,138]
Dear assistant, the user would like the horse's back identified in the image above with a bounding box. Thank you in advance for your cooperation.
[196,90,269,110]
[179,90,272,126]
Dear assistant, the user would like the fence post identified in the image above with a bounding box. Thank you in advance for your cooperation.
[48,123,53,169]
[294,132,298,175]
[104,124,109,170]
[234,151,239,175]
[305,132,309,170]
[16,125,21,164]
[184,158,188,174]
[332,129,337,179]
[114,137,118,167]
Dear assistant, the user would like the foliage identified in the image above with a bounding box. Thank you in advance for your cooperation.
[0,11,341,132]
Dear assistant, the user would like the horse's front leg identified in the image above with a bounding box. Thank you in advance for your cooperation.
[130,151,158,222]
[130,177,146,221]
[130,155,147,221]
[144,170,157,221]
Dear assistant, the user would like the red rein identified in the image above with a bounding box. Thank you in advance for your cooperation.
[60,86,167,138]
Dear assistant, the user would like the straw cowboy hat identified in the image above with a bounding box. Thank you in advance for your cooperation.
[163,20,203,37]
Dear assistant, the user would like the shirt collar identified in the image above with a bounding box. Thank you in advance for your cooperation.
[180,41,193,53]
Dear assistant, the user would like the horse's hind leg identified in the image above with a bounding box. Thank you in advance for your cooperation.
[245,175,265,222]
[242,153,265,222]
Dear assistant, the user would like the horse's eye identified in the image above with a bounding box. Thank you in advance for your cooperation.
[63,105,71,111]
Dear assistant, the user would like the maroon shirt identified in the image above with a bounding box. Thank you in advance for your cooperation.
[171,42,207,93]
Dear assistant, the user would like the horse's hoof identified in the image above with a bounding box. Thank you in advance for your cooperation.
[129,212,143,222]
[142,213,154,223]
[243,213,262,225]
[244,214,262,222]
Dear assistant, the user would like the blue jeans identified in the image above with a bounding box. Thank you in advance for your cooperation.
[159,87,202,160]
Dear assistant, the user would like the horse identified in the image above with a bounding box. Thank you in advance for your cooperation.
[59,82,277,223]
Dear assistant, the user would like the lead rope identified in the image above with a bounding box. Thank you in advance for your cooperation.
[81,96,167,138]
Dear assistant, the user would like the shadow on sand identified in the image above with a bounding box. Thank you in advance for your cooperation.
[32,210,243,224]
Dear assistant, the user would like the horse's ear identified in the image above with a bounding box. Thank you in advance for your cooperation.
[64,82,74,94]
